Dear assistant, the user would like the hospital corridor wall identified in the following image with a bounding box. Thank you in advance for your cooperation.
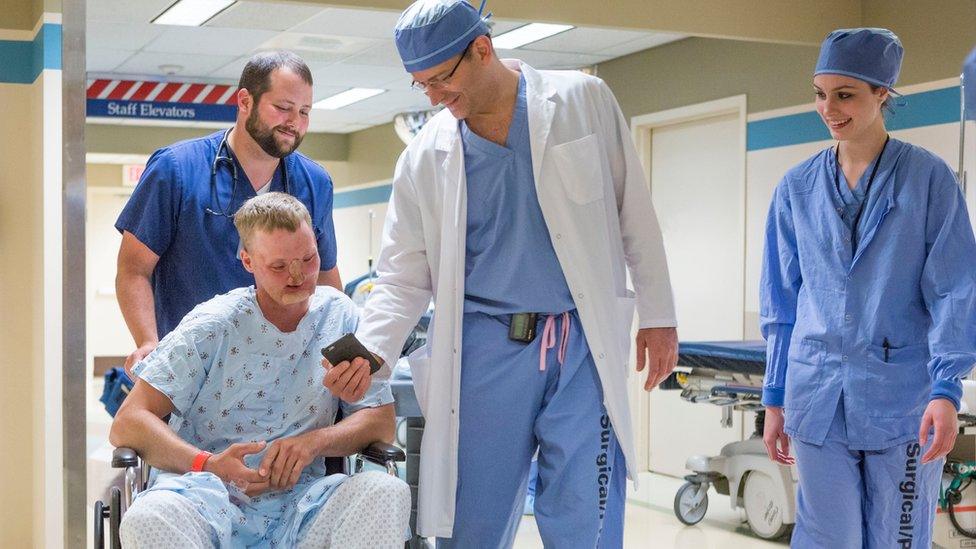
[325,76,976,486]
[0,1,73,546]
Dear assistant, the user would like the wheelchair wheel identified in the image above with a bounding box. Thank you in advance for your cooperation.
[94,500,106,549]
[110,486,123,549]
[674,481,709,525]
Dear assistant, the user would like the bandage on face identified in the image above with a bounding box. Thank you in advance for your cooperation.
[280,259,312,305]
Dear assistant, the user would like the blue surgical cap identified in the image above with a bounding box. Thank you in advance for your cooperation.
[964,47,976,119]
[394,0,490,73]
[815,28,903,90]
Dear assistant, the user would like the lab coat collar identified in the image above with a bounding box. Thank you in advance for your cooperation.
[431,60,557,155]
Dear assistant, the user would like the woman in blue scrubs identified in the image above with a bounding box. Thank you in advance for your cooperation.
[760,28,976,547]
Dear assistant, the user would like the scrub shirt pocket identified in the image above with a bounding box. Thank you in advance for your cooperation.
[863,343,930,418]
[239,355,288,437]
[551,134,605,204]
[784,338,826,412]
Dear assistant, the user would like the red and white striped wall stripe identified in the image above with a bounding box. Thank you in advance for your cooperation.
[86,79,239,105]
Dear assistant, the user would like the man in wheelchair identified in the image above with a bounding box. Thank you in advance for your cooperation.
[109,192,410,548]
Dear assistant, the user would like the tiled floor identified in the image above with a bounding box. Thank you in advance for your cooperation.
[87,379,787,548]
[513,474,787,548]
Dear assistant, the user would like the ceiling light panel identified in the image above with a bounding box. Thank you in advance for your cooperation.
[154,0,236,27]
[313,88,386,110]
[492,23,574,50]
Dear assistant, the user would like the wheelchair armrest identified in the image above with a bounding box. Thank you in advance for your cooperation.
[112,447,139,469]
[359,441,405,465]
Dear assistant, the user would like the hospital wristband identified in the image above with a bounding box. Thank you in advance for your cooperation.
[191,451,213,472]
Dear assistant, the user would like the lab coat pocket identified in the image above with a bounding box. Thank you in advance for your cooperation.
[551,134,605,204]
[406,345,431,416]
[784,338,826,411]
[616,293,637,328]
[863,343,929,418]
[613,295,638,366]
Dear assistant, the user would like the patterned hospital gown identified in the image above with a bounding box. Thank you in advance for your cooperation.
[132,286,394,547]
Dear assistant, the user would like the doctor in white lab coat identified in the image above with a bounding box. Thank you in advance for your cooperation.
[340,1,677,546]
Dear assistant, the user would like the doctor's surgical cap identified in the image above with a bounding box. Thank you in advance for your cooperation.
[815,28,903,91]
[394,0,490,73]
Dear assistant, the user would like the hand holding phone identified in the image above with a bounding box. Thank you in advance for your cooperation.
[321,333,382,374]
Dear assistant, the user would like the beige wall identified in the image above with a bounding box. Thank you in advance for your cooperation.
[599,0,976,120]
[863,0,976,87]
[0,77,39,549]
[86,124,351,162]
[332,123,404,188]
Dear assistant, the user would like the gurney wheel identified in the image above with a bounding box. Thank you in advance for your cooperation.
[674,481,709,525]
[743,471,790,540]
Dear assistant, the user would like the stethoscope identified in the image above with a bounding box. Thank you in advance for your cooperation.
[206,129,291,218]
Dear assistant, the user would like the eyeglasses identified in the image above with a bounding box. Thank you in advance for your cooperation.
[410,41,474,93]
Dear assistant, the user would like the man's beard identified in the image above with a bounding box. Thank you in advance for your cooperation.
[246,108,303,158]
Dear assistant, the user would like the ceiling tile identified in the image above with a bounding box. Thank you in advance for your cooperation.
[86,49,134,73]
[341,42,404,68]
[289,8,401,40]
[342,89,431,114]
[312,85,358,103]
[208,56,250,80]
[309,108,374,126]
[86,20,166,51]
[312,63,406,89]
[206,1,326,32]
[497,49,609,70]
[87,0,175,24]
[487,19,526,37]
[522,27,650,54]
[144,26,278,57]
[261,33,382,65]
[596,33,686,57]
[114,51,240,78]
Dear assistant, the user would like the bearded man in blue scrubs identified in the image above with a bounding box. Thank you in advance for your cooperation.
[115,50,341,375]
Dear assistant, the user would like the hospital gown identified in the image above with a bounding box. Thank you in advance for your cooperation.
[122,286,401,548]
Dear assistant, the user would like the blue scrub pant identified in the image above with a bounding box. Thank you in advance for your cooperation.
[437,311,626,549]
[791,398,942,548]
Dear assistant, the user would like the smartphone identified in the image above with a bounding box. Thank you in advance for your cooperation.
[321,333,382,375]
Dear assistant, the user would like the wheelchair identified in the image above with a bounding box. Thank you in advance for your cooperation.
[93,430,405,548]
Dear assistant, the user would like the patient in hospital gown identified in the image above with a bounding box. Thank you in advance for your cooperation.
[126,285,401,547]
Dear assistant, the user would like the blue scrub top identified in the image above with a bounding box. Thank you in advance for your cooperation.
[833,146,876,232]
[461,74,575,315]
[116,130,338,338]
[760,138,976,449]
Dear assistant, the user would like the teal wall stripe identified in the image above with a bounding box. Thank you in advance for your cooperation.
[746,86,960,151]
[0,23,62,84]
[335,86,963,208]
[334,184,394,209]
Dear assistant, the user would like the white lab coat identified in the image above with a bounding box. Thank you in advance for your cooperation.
[357,61,676,538]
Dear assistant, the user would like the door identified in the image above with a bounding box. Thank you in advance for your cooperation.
[646,111,746,477]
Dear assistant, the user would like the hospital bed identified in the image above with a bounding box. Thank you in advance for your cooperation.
[661,340,796,540]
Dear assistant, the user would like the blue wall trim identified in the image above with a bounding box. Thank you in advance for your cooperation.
[0,23,62,84]
[746,86,960,151]
[334,184,394,209]
[334,86,964,208]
